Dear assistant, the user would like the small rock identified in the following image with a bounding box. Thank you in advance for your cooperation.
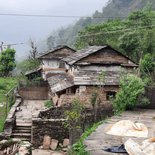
[63,139,69,147]
[59,143,63,148]
[50,139,58,150]
[50,151,65,155]
[62,148,68,152]
[39,145,43,149]
[43,135,51,150]
[6,147,10,154]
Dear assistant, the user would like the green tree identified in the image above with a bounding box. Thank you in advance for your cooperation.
[75,9,155,63]
[0,48,16,77]
[140,53,155,84]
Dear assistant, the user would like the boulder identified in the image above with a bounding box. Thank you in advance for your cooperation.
[50,139,58,150]
[63,139,69,147]
[43,135,51,150]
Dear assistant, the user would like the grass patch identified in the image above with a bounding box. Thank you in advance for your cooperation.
[68,121,104,155]
[0,77,17,132]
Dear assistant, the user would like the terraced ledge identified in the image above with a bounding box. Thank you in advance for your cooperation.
[3,98,22,137]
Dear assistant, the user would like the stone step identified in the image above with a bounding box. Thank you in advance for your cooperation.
[15,126,31,130]
[12,133,31,136]
[16,119,32,123]
[11,136,31,142]
[11,133,31,141]
[16,122,32,126]
[13,129,31,133]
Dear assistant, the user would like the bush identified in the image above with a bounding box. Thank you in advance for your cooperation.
[113,74,147,114]
[44,100,54,108]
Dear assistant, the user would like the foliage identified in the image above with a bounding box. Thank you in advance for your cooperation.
[75,9,155,63]
[16,59,40,74]
[0,77,17,132]
[90,90,98,107]
[68,121,103,155]
[113,74,147,114]
[44,100,54,108]
[45,0,155,49]
[0,48,16,77]
[140,53,155,84]
[64,98,84,130]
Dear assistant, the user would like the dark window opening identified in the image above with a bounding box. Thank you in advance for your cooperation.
[106,91,116,100]
[66,86,78,95]
[59,61,65,68]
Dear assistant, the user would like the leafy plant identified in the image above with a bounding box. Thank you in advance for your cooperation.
[113,74,147,114]
[0,48,16,77]
[44,100,54,108]
[140,53,155,84]
[65,99,84,130]
[68,121,103,155]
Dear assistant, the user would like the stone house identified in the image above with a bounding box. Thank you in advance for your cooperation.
[25,45,76,80]
[47,45,138,106]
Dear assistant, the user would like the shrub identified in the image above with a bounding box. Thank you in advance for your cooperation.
[44,100,54,108]
[113,74,147,114]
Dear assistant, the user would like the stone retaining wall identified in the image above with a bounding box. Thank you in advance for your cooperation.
[31,118,68,147]
[32,103,113,147]
[145,86,155,109]
[4,98,22,137]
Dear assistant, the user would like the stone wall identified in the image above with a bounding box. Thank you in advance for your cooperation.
[32,103,113,147]
[4,98,22,137]
[19,86,49,100]
[145,86,155,109]
[31,118,68,147]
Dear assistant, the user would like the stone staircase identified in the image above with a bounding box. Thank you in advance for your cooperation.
[11,117,32,141]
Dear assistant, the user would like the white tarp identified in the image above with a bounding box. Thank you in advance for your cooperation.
[106,120,148,138]
[125,138,155,155]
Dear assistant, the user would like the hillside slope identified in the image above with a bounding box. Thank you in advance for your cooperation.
[45,0,155,49]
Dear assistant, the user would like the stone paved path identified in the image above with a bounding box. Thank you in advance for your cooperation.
[15,100,46,125]
[12,100,46,140]
[84,109,155,155]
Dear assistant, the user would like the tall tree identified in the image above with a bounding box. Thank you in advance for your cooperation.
[0,48,16,77]
[28,39,38,59]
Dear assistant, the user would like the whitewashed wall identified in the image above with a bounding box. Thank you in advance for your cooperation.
[42,59,60,69]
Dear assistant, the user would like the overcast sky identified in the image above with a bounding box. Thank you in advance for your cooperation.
[0,0,109,59]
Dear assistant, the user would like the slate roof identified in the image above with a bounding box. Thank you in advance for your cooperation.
[37,45,76,59]
[63,46,105,65]
[47,71,120,93]
[47,73,74,93]
[25,67,42,76]
[63,45,138,66]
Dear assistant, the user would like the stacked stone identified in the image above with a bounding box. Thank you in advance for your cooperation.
[40,135,69,153]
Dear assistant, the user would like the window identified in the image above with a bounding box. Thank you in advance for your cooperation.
[106,91,116,100]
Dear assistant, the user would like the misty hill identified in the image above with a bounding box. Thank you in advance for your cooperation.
[45,0,155,50]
